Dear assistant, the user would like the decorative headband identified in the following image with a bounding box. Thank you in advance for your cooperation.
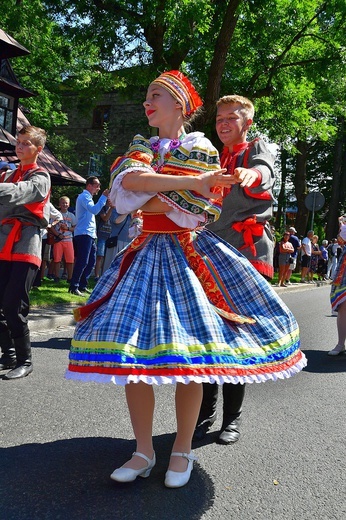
[151,70,203,116]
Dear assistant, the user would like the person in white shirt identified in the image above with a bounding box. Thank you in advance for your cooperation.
[300,230,313,282]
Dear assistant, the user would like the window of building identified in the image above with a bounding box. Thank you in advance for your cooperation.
[92,105,111,129]
[0,94,14,132]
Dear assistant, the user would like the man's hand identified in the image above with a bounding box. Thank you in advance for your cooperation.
[231,167,258,187]
[103,188,110,197]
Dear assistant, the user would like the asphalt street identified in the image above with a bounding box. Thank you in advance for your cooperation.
[1,284,345,520]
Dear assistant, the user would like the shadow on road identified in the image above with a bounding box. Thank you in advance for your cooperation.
[1,435,215,520]
[31,337,72,351]
[302,349,346,374]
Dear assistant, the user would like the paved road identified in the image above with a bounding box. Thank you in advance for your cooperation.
[1,285,345,520]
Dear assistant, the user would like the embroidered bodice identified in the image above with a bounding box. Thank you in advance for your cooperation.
[109,133,222,229]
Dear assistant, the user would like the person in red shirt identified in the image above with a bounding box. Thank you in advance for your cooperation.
[0,126,50,379]
[194,95,275,445]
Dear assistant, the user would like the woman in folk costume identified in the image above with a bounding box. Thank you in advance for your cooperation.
[328,217,346,356]
[66,71,306,488]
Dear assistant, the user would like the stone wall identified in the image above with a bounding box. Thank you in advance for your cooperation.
[55,90,150,177]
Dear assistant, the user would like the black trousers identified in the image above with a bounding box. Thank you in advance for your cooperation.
[0,261,38,339]
[198,382,246,425]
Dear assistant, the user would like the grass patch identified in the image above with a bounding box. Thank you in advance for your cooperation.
[271,271,303,285]
[30,278,96,307]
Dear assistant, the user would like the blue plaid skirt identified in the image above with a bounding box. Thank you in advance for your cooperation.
[66,228,306,385]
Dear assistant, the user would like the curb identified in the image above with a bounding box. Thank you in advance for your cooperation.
[29,303,76,333]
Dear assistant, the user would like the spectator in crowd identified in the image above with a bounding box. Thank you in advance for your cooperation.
[327,238,342,280]
[51,196,76,283]
[328,217,346,355]
[94,203,112,281]
[32,202,62,288]
[300,230,314,283]
[194,94,276,446]
[317,239,329,281]
[128,211,143,240]
[308,235,321,282]
[285,226,301,284]
[0,125,50,379]
[102,209,132,274]
[278,232,294,287]
[69,176,109,296]
[0,161,16,181]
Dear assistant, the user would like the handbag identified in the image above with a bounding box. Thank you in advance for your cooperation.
[105,235,118,249]
[105,218,128,249]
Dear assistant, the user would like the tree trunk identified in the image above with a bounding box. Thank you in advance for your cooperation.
[294,139,310,236]
[196,0,241,130]
[325,116,346,240]
[275,147,288,232]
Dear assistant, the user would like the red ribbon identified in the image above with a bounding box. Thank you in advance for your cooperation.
[0,219,23,256]
[232,217,265,257]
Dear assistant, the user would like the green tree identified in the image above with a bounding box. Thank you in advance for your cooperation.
[2,0,113,130]
[2,0,345,232]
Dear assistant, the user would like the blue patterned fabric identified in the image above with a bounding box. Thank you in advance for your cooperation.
[67,229,306,385]
[330,245,346,312]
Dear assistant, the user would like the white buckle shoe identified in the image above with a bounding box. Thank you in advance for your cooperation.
[328,344,345,356]
[164,451,198,488]
[110,451,156,482]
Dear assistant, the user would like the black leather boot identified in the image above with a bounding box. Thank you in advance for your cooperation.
[0,330,16,370]
[4,334,33,380]
[216,383,245,445]
[217,417,242,445]
[193,383,218,441]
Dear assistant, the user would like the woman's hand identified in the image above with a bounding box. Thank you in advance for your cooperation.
[195,169,232,199]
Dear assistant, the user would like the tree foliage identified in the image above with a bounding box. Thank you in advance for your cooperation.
[2,0,345,236]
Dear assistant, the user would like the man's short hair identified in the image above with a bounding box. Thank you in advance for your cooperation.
[86,176,100,186]
[216,95,254,120]
[18,125,47,148]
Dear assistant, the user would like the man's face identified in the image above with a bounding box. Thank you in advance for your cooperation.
[215,103,252,148]
[15,134,42,165]
[88,179,101,196]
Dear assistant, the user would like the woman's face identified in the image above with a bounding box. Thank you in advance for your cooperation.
[283,233,290,241]
[143,84,182,127]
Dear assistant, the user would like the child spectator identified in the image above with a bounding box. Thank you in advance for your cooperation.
[52,196,76,282]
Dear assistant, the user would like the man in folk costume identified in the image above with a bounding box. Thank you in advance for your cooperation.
[194,95,275,444]
[0,126,51,379]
